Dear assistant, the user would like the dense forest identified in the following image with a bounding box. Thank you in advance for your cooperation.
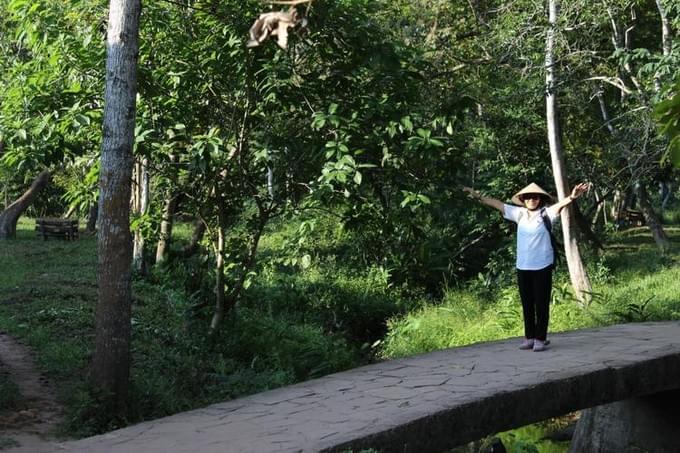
[1,0,680,450]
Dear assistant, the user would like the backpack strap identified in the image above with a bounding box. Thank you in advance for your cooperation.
[540,208,560,267]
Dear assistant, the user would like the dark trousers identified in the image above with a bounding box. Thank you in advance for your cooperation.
[517,266,553,341]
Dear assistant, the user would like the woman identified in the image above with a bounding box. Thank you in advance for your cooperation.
[463,182,590,352]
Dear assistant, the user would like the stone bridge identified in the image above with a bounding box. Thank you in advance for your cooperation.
[59,321,680,452]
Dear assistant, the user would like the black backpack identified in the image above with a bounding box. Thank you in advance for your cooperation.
[540,207,562,268]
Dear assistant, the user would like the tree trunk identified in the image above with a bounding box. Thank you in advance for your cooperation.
[635,182,670,253]
[0,171,50,239]
[654,0,672,92]
[545,0,592,304]
[132,157,149,274]
[573,203,605,253]
[209,209,269,334]
[86,201,98,232]
[63,205,77,219]
[155,193,179,265]
[597,79,670,246]
[209,209,227,334]
[610,189,625,226]
[92,0,140,415]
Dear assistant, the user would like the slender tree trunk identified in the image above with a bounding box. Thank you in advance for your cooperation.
[545,0,592,304]
[654,0,672,92]
[592,191,604,227]
[0,171,50,239]
[573,203,605,253]
[635,182,670,253]
[611,189,627,227]
[209,209,269,333]
[155,193,178,264]
[93,0,140,415]
[597,84,670,250]
[86,201,98,232]
[0,141,7,209]
[132,157,149,273]
[209,206,227,333]
[63,205,77,219]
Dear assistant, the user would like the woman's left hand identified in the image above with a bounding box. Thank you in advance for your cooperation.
[570,182,590,200]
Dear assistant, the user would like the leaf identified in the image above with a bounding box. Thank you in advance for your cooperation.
[670,138,680,168]
[353,171,362,185]
[400,116,413,132]
[300,254,311,269]
[74,114,91,127]
[416,128,430,138]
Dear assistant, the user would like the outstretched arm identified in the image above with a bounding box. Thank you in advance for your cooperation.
[551,182,590,215]
[463,186,504,213]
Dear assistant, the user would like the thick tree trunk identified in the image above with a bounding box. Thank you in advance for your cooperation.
[92,0,140,415]
[545,0,592,304]
[155,193,179,264]
[635,182,670,253]
[0,171,50,239]
[132,157,149,274]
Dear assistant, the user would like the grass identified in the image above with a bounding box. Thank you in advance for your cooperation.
[1,215,679,450]
[378,225,680,453]
[0,217,379,436]
[379,226,680,359]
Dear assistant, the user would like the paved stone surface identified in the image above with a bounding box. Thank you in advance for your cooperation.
[54,322,680,452]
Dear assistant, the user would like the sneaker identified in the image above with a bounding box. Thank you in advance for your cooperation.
[533,339,547,352]
[519,338,534,350]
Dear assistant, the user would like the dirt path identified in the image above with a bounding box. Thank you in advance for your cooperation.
[0,332,65,452]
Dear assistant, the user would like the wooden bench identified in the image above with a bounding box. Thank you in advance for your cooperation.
[35,218,79,240]
[623,209,645,227]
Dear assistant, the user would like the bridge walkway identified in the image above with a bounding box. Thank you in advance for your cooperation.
[57,321,680,452]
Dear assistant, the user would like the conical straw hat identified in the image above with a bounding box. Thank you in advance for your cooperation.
[511,182,554,206]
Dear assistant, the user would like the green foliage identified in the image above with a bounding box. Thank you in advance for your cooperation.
[0,219,375,436]
[655,79,680,167]
[496,421,570,453]
[252,214,424,346]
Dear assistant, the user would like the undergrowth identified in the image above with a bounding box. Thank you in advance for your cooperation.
[0,216,678,448]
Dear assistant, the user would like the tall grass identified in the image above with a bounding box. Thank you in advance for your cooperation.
[380,226,680,359]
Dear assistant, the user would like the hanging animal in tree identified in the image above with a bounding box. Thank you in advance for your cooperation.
[247,0,313,49]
